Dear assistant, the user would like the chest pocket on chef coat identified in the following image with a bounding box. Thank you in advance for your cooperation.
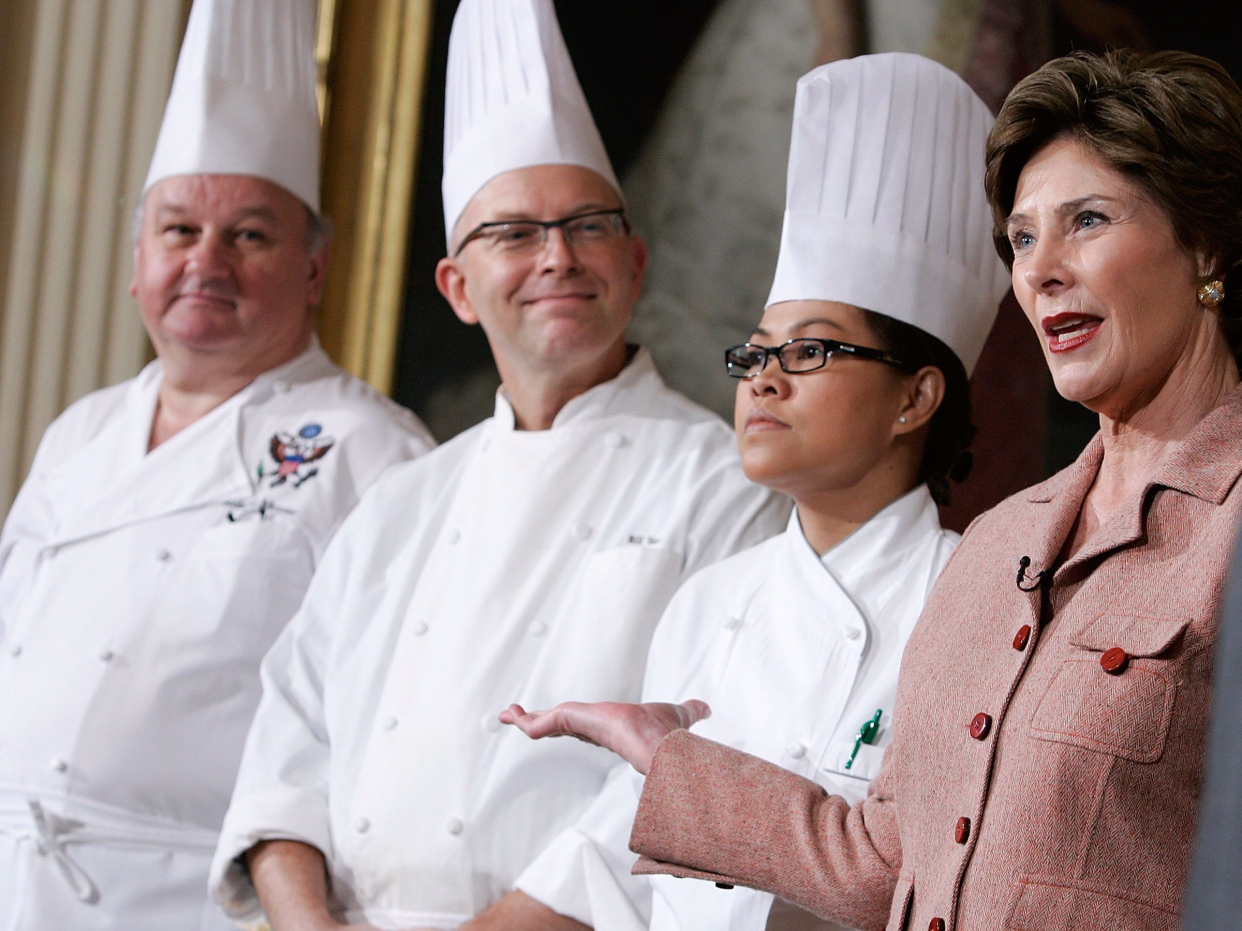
[158,517,314,664]
[529,545,684,706]
[824,741,887,784]
[1029,614,1189,763]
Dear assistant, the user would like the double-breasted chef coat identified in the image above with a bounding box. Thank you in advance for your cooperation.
[625,384,1242,931]
[0,339,433,931]
[210,349,789,930]
[516,487,957,931]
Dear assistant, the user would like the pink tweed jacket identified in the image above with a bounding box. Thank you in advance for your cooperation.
[629,386,1242,931]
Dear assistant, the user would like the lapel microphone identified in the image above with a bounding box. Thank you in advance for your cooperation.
[1015,556,1047,592]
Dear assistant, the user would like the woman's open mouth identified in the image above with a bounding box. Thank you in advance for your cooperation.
[1042,313,1103,353]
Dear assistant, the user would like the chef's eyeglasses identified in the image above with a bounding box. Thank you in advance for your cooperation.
[724,338,911,378]
[453,209,629,257]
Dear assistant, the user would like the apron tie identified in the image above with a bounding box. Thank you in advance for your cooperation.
[0,794,219,906]
[27,799,100,904]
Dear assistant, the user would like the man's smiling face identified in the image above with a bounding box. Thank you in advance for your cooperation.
[436,164,646,374]
[131,174,325,375]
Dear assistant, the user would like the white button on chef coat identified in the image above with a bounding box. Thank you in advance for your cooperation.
[517,487,957,931]
[0,338,433,931]
[211,349,789,930]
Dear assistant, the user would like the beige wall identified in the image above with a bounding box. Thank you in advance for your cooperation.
[0,0,191,516]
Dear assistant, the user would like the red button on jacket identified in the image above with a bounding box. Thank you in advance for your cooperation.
[1101,647,1130,675]
[970,712,992,740]
[955,816,971,844]
[1013,625,1031,651]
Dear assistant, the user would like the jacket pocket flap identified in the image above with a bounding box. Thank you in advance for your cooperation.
[1006,876,1179,930]
[1069,614,1189,657]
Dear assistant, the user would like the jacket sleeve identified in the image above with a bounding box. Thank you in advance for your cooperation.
[629,729,902,931]
[515,762,650,931]
[207,514,358,924]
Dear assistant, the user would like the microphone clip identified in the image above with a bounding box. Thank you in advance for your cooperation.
[1015,556,1047,592]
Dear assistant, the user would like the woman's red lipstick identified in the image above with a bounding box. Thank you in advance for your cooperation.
[1042,312,1103,353]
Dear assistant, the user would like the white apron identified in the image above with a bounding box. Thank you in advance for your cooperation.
[0,340,432,931]
[517,487,957,931]
[211,350,789,929]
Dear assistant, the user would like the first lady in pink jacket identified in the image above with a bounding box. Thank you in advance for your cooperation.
[503,50,1242,931]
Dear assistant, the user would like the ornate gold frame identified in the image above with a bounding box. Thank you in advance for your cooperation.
[315,0,435,394]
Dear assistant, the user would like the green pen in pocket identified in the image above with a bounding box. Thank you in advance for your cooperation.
[845,708,883,770]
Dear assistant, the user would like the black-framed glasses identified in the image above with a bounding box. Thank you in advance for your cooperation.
[453,208,629,257]
[724,337,911,378]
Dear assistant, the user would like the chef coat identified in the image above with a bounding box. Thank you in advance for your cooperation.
[0,338,433,931]
[211,348,789,930]
[517,486,957,931]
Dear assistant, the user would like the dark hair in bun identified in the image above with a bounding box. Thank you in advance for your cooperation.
[860,310,975,507]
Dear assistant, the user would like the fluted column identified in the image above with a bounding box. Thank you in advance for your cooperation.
[0,0,191,514]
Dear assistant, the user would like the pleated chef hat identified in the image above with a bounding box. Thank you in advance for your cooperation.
[143,0,321,212]
[441,0,620,245]
[768,53,1010,374]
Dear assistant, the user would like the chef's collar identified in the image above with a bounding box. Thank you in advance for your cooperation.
[790,484,942,600]
[245,333,337,395]
[133,333,334,404]
[491,346,658,431]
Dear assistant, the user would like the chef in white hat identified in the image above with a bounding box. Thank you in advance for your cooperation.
[0,1,433,928]
[498,52,1009,931]
[209,0,786,928]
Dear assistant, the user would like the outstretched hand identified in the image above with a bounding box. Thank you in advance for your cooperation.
[499,699,711,774]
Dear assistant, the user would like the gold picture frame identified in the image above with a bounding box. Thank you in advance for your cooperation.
[316,0,435,394]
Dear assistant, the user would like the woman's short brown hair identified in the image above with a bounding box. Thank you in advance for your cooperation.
[985,50,1242,330]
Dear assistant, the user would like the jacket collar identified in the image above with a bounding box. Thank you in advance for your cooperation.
[490,347,662,432]
[819,485,942,586]
[1025,381,1242,578]
[779,486,943,646]
[42,338,331,547]
[1151,381,1242,504]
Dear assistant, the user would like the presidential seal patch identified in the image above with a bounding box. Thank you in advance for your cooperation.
[262,423,335,489]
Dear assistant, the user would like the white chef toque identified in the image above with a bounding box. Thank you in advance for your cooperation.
[441,0,620,246]
[143,0,321,213]
[768,53,1010,374]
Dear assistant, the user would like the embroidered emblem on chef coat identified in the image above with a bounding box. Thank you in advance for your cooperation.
[262,423,335,489]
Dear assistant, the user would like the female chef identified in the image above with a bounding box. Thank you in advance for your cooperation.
[503,53,1009,931]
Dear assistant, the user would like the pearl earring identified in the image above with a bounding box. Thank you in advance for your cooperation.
[898,416,907,424]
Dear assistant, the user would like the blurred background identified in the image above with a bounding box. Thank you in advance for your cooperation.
[0,0,1237,529]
